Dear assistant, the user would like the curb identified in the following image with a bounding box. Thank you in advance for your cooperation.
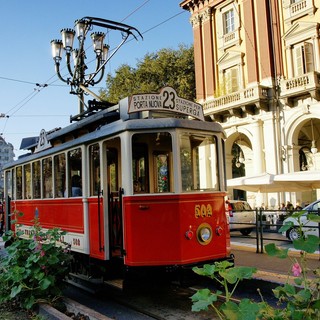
[231,242,320,260]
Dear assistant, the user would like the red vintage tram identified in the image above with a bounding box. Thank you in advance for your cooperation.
[3,87,233,276]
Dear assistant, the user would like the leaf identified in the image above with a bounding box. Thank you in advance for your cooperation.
[39,278,52,290]
[306,213,320,223]
[273,284,296,298]
[222,299,260,320]
[191,289,218,312]
[279,221,293,232]
[293,289,311,303]
[193,264,216,277]
[293,235,320,253]
[10,285,22,298]
[265,243,289,259]
[220,266,256,284]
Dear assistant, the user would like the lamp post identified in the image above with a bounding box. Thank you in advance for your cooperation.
[51,17,142,120]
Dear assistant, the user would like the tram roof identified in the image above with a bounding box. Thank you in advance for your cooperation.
[6,97,224,168]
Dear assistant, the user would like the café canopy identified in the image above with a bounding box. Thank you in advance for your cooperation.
[227,171,320,192]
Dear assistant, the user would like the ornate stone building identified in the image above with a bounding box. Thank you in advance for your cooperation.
[0,136,15,198]
[180,0,320,208]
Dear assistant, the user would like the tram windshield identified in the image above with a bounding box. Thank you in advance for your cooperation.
[179,132,219,192]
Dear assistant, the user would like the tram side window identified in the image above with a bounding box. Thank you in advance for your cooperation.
[180,133,219,191]
[24,164,32,199]
[89,144,100,196]
[5,170,12,199]
[54,153,66,198]
[67,148,82,197]
[42,157,53,198]
[16,166,22,200]
[32,161,41,199]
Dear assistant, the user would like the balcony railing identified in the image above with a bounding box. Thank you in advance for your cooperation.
[284,0,315,22]
[279,71,320,106]
[203,84,270,119]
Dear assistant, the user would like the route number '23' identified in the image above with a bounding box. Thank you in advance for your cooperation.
[162,87,176,110]
[195,204,213,218]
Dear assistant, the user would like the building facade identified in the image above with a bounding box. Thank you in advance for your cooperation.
[180,0,320,209]
[0,136,15,198]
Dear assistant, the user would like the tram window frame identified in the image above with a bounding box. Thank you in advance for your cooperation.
[32,161,41,199]
[179,133,220,192]
[23,163,32,199]
[54,153,66,198]
[16,166,22,200]
[89,144,100,196]
[42,157,53,198]
[67,148,82,197]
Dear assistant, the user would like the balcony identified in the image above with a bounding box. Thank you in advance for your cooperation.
[279,71,320,107]
[202,84,271,122]
[284,0,315,23]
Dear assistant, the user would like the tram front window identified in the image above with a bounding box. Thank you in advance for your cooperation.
[180,133,219,191]
[132,132,172,193]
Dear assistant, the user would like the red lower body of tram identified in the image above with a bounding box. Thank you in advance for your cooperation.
[8,191,231,271]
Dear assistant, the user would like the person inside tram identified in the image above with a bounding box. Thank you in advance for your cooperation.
[71,174,82,197]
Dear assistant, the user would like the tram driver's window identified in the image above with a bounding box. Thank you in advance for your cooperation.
[67,148,82,197]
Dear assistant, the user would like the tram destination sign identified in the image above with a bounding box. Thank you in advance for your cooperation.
[128,86,204,121]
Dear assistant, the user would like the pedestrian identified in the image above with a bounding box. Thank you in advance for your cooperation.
[286,201,294,214]
[295,201,302,211]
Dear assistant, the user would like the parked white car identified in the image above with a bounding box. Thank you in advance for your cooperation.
[226,200,256,235]
[282,199,320,241]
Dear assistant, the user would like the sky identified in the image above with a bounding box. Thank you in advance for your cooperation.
[0,0,193,158]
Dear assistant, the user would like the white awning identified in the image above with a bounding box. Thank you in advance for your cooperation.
[227,171,320,192]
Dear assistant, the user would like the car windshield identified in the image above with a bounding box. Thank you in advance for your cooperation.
[304,201,320,213]
[231,202,252,211]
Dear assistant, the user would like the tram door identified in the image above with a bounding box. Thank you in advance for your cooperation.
[106,145,123,258]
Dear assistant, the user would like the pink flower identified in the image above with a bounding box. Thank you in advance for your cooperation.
[292,263,302,277]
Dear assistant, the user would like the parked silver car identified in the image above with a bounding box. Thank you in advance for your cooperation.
[226,200,256,235]
[282,199,320,241]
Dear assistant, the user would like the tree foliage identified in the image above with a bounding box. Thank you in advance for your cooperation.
[100,44,195,103]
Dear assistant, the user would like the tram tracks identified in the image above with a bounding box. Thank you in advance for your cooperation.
[60,273,219,320]
[45,269,284,320]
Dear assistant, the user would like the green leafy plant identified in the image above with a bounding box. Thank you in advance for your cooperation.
[191,215,320,319]
[0,215,72,310]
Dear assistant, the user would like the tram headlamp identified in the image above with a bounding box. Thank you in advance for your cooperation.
[196,223,212,245]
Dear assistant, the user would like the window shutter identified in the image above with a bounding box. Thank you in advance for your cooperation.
[295,46,303,76]
[231,68,239,92]
[304,42,314,73]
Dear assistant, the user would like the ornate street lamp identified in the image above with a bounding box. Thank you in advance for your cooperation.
[51,17,142,121]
